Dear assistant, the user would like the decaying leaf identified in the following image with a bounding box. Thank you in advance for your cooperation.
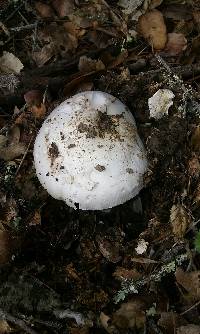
[24,90,46,119]
[96,236,122,263]
[0,51,24,74]
[148,89,175,119]
[32,44,55,67]
[118,0,143,15]
[52,0,74,17]
[170,204,191,238]
[158,312,186,333]
[78,56,105,73]
[100,312,115,334]
[35,1,54,18]
[164,33,187,56]
[188,155,200,178]
[177,324,200,334]
[0,320,11,333]
[175,268,200,301]
[112,300,146,330]
[28,210,41,226]
[0,125,26,161]
[138,10,167,50]
[113,267,142,281]
[191,125,200,151]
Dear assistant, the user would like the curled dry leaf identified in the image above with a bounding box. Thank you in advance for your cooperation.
[177,324,200,334]
[170,204,191,238]
[28,210,41,226]
[175,268,200,301]
[24,90,46,119]
[100,312,115,334]
[52,0,74,17]
[138,10,167,50]
[32,44,54,67]
[164,33,187,56]
[35,1,54,18]
[0,51,23,74]
[78,56,105,73]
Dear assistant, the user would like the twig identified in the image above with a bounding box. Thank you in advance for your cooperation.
[10,23,38,32]
[0,309,38,334]
[180,300,200,315]
[15,135,34,176]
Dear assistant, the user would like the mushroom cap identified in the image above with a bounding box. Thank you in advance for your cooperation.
[33,91,147,210]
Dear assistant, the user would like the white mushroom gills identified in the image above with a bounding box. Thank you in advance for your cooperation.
[33,91,148,210]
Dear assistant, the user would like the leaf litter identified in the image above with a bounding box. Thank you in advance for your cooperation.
[1,0,200,333]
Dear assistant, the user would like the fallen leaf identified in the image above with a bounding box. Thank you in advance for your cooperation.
[96,236,122,263]
[113,267,142,281]
[118,0,143,15]
[177,324,200,334]
[175,268,200,301]
[24,90,43,106]
[35,1,54,18]
[52,0,74,17]
[107,50,128,69]
[100,312,115,334]
[28,210,41,226]
[0,51,23,74]
[188,155,200,178]
[32,44,54,67]
[164,33,187,56]
[170,204,191,238]
[163,4,192,21]
[0,143,26,161]
[112,300,146,330]
[78,56,105,73]
[138,10,167,50]
[158,312,186,333]
[0,320,11,333]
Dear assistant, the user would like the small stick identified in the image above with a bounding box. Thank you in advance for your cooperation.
[15,136,34,176]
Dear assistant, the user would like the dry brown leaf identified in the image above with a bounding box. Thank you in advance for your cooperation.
[170,204,191,238]
[0,143,26,161]
[100,312,115,334]
[164,33,187,56]
[113,267,141,281]
[78,56,105,73]
[35,1,54,18]
[107,50,128,69]
[52,0,74,17]
[158,312,186,333]
[96,236,122,263]
[112,300,146,330]
[188,155,200,177]
[24,89,43,106]
[31,103,46,119]
[28,210,41,226]
[191,125,200,151]
[32,44,54,67]
[0,51,23,74]
[138,9,167,50]
[0,320,11,333]
[162,4,192,20]
[175,268,200,301]
[177,324,200,334]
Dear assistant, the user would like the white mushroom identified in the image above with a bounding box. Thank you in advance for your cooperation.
[33,91,147,210]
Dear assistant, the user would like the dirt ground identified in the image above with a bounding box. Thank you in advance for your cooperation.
[1,1,200,333]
